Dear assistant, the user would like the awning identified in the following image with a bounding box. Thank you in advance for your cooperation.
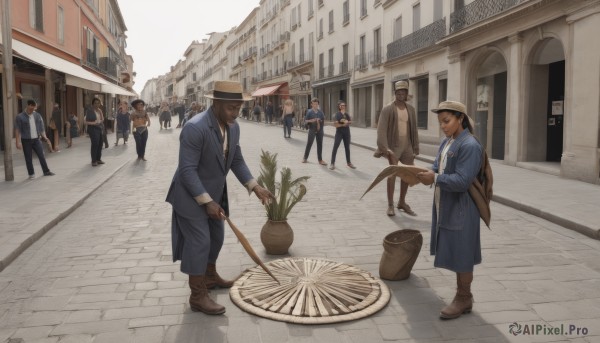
[101,82,137,97]
[251,83,286,97]
[12,39,107,90]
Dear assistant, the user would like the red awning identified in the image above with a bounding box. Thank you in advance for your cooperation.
[251,83,285,97]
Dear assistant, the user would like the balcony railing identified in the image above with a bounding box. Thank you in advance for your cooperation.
[319,67,325,79]
[386,18,445,61]
[339,61,348,74]
[450,0,523,34]
[327,64,334,77]
[369,47,383,66]
[355,54,368,71]
[299,52,305,64]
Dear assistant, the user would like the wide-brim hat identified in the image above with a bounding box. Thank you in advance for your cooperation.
[431,100,467,115]
[205,80,253,101]
[131,99,145,107]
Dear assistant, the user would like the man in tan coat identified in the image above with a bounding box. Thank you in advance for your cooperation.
[374,80,420,216]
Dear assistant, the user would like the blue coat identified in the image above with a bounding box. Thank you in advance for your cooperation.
[430,129,482,273]
[166,107,254,274]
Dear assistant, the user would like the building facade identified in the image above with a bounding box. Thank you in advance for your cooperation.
[0,0,135,153]
[141,0,600,184]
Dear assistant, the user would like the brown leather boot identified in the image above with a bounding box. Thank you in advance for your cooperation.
[189,275,226,315]
[205,263,236,289]
[440,272,473,319]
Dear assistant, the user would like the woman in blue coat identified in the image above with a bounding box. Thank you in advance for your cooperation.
[417,100,483,320]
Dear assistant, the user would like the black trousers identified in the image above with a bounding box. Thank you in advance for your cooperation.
[21,138,50,176]
[133,129,149,158]
[303,128,324,161]
[331,129,351,164]
[88,125,103,162]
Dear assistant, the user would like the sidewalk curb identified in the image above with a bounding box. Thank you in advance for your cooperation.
[0,158,134,272]
[307,124,599,240]
[491,195,600,239]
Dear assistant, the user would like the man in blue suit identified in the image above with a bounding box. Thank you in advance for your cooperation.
[166,81,273,315]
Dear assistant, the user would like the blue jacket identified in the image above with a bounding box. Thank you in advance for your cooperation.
[430,129,483,272]
[165,107,254,219]
[304,108,324,131]
[14,111,46,139]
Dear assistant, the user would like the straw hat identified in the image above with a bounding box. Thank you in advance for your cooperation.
[394,80,409,91]
[431,100,467,115]
[205,80,253,101]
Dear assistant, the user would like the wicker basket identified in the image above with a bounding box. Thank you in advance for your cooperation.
[379,229,423,281]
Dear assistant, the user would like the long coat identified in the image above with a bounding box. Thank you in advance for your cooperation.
[374,101,419,158]
[166,107,254,275]
[430,129,483,273]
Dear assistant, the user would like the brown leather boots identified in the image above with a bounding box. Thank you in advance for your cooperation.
[440,272,474,319]
[205,263,236,289]
[188,275,225,315]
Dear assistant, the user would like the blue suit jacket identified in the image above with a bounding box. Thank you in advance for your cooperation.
[166,107,254,219]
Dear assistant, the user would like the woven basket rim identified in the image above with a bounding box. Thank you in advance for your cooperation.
[229,257,391,324]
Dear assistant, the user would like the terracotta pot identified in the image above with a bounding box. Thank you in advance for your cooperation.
[260,220,293,255]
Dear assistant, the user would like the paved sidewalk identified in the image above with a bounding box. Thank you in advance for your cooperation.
[0,120,598,275]
[0,121,599,342]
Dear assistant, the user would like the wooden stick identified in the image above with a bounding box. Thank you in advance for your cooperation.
[223,215,280,284]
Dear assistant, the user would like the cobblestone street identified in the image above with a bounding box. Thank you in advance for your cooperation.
[1,121,599,342]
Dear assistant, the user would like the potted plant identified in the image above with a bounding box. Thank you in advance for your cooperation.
[257,150,310,254]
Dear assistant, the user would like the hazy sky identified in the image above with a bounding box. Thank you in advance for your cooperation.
[118,0,261,94]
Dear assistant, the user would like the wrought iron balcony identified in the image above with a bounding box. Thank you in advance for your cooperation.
[339,62,349,74]
[386,18,445,61]
[355,54,368,71]
[327,64,334,77]
[450,0,523,34]
[369,48,383,66]
[319,67,325,79]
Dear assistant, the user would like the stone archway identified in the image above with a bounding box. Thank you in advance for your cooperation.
[471,50,508,160]
[524,38,565,162]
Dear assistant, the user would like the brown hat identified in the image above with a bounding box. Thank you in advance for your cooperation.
[205,80,252,101]
[394,80,409,91]
[131,99,145,107]
[431,100,467,115]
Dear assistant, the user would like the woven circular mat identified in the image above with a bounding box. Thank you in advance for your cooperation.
[229,257,390,324]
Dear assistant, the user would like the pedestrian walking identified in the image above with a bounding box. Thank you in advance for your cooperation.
[329,101,355,170]
[265,101,274,124]
[130,99,151,161]
[158,102,172,130]
[66,113,79,148]
[85,98,105,166]
[302,98,327,165]
[416,100,482,320]
[282,99,294,138]
[375,80,420,216]
[166,80,274,315]
[252,102,262,122]
[49,102,62,152]
[114,100,131,146]
[13,99,55,179]
[181,101,200,127]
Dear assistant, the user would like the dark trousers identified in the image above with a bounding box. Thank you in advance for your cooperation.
[21,138,50,176]
[101,125,109,148]
[266,113,273,123]
[331,130,351,164]
[88,126,103,162]
[172,210,225,275]
[283,117,293,137]
[133,129,148,158]
[303,128,324,161]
